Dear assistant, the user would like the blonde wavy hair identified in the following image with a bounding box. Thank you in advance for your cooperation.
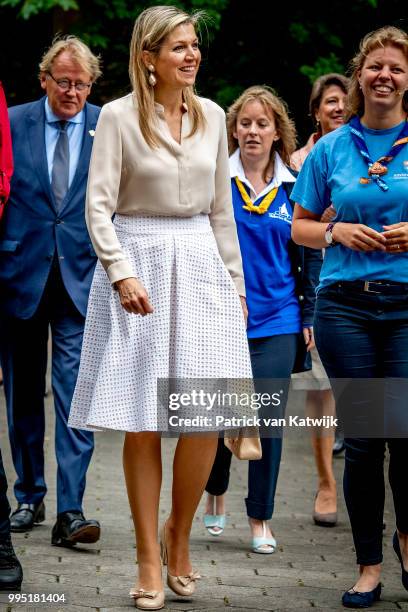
[129,5,206,148]
[39,35,102,82]
[227,85,296,180]
[345,25,408,120]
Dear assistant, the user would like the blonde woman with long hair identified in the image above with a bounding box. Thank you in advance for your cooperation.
[69,5,251,609]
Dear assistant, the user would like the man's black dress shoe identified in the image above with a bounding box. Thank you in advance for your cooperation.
[342,583,381,608]
[10,502,45,533]
[393,531,408,591]
[51,511,100,547]
[0,537,23,591]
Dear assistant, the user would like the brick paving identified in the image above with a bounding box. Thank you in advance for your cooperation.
[0,388,407,611]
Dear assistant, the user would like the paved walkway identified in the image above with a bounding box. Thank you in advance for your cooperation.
[0,388,406,611]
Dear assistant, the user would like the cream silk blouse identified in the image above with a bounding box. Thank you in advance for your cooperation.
[85,93,245,295]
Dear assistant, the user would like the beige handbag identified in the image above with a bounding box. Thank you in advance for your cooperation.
[224,427,262,460]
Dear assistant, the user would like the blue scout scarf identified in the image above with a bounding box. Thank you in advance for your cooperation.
[349,115,408,191]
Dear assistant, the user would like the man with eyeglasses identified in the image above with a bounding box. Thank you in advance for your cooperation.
[0,36,102,548]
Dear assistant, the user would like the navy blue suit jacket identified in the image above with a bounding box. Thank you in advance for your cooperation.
[0,97,100,319]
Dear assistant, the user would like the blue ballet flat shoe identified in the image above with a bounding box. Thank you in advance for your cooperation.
[393,531,408,591]
[342,583,381,608]
[252,521,276,554]
[203,514,226,536]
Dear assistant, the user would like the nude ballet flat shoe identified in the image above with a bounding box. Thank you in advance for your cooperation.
[129,588,165,610]
[313,491,337,527]
[160,522,201,597]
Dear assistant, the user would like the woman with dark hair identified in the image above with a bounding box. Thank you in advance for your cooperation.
[292,26,408,608]
[291,73,349,528]
[203,85,321,553]
[291,73,349,169]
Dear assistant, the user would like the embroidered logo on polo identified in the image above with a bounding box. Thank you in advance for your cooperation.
[268,202,292,224]
[390,159,408,180]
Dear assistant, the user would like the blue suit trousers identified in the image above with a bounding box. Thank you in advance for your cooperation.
[0,264,94,514]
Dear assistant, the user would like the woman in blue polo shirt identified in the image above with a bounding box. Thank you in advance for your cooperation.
[203,85,321,552]
[292,26,408,608]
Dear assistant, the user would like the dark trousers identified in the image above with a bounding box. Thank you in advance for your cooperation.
[0,266,94,514]
[206,333,297,520]
[0,449,10,539]
[315,284,408,565]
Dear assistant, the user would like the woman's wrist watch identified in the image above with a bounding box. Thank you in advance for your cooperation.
[324,222,338,247]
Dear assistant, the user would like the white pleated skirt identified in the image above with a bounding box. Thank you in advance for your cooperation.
[68,214,252,432]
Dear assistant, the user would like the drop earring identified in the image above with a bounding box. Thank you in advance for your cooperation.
[148,64,156,87]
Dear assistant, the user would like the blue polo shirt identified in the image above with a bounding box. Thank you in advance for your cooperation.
[292,121,408,290]
[231,176,301,339]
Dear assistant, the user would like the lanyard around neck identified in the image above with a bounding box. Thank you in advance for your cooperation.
[349,116,408,191]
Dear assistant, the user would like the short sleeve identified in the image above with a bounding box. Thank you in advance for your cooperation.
[290,141,332,215]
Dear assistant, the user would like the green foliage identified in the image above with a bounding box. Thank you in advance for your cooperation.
[0,0,402,142]
[300,53,345,84]
[0,0,227,25]
[289,22,310,44]
[0,0,78,18]
[212,82,242,110]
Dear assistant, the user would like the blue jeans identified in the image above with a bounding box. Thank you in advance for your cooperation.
[315,284,408,565]
[206,334,297,520]
[0,448,11,540]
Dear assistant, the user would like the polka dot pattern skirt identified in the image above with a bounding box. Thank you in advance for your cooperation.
[69,214,252,432]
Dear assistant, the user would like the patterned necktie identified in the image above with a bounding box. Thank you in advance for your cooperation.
[51,120,70,208]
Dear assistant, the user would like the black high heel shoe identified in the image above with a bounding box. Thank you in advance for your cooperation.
[393,531,408,591]
[342,583,381,608]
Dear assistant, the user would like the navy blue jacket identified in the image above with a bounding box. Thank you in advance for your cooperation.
[283,179,322,373]
[282,180,322,327]
[0,97,100,319]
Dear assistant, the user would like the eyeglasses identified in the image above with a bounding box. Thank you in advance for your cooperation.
[46,71,91,92]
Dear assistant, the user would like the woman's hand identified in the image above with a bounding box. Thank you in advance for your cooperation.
[115,277,154,315]
[332,222,386,252]
[303,326,315,352]
[382,222,408,253]
[320,205,337,224]
[240,295,248,326]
